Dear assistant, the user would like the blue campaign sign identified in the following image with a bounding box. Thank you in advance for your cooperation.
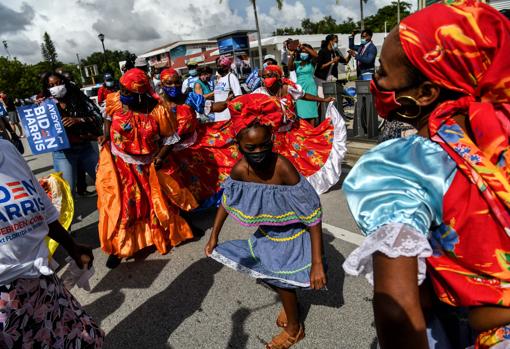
[0,103,6,117]
[17,100,70,154]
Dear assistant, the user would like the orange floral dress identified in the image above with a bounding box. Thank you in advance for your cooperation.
[96,92,197,258]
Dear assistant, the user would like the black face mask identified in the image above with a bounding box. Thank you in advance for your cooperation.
[241,147,274,170]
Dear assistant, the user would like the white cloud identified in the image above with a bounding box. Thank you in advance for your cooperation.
[0,0,405,64]
[310,7,326,22]
[329,3,359,22]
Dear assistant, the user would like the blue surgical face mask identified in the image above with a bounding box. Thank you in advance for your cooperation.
[163,86,182,98]
[263,62,269,69]
[188,69,198,77]
[299,53,309,61]
[333,43,338,49]
[361,39,367,45]
[120,94,136,105]
[105,81,114,87]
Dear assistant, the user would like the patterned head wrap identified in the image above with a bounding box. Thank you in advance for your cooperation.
[217,55,233,68]
[228,94,284,135]
[119,68,151,94]
[160,68,180,84]
[400,0,510,222]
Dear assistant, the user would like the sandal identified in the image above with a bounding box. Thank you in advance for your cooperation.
[266,324,305,349]
[276,307,287,328]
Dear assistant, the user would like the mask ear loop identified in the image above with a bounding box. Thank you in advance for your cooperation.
[395,95,422,119]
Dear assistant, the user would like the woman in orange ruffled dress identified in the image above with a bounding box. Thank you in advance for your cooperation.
[247,64,347,194]
[96,68,198,268]
[157,68,239,205]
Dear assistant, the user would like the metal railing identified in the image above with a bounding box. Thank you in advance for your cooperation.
[321,80,380,139]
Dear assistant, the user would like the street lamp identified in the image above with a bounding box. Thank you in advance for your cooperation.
[97,33,107,72]
[2,40,11,59]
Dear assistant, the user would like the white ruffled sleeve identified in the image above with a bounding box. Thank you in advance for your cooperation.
[288,84,305,100]
[343,223,433,285]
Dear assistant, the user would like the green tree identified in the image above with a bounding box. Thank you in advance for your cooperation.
[364,1,412,32]
[41,32,59,69]
[336,17,358,34]
[273,2,412,36]
[0,58,46,99]
[273,27,304,36]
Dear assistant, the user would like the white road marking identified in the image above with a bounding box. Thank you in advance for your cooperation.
[323,223,365,246]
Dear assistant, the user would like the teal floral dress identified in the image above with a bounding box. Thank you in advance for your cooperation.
[295,60,318,119]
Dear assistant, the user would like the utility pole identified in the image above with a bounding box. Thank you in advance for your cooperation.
[397,0,401,24]
[2,41,11,59]
[76,53,85,83]
[360,0,365,30]
[252,0,264,69]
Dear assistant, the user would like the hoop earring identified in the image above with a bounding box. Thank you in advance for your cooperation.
[395,95,421,119]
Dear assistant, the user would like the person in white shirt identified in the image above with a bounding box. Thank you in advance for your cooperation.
[0,139,104,348]
[181,61,199,94]
[213,55,243,122]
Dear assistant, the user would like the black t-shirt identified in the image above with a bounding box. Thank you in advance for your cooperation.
[3,97,15,112]
[314,48,345,80]
[56,88,103,143]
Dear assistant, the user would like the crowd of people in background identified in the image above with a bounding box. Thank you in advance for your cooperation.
[2,1,510,348]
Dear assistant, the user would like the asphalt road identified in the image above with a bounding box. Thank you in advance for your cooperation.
[25,146,377,349]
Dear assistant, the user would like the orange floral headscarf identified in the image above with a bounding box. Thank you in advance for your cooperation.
[119,68,151,94]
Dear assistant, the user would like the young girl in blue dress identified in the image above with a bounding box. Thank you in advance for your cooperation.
[205,95,327,349]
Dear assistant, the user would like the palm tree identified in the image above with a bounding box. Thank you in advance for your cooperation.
[220,0,282,68]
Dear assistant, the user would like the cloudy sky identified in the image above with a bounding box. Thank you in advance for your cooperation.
[1,0,395,64]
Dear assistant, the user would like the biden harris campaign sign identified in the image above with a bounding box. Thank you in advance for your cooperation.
[17,100,70,154]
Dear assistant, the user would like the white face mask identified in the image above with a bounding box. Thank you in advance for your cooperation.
[105,81,114,87]
[49,84,67,98]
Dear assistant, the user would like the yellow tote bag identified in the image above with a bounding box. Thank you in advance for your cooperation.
[39,172,74,256]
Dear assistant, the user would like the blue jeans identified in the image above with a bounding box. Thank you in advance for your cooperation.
[52,142,98,195]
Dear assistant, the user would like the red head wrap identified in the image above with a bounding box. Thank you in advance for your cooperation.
[120,68,151,94]
[400,0,510,105]
[160,68,180,84]
[228,93,284,135]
